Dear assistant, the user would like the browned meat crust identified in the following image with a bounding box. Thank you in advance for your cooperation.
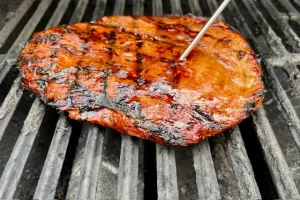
[18,15,265,146]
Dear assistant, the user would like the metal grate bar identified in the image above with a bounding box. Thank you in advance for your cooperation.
[239,0,300,151]
[0,76,22,140]
[68,1,141,199]
[293,0,300,8]
[0,0,71,142]
[156,145,179,200]
[152,0,163,16]
[114,1,141,199]
[0,99,45,199]
[202,2,260,198]
[65,1,124,199]
[240,0,287,54]
[92,0,108,21]
[0,3,72,193]
[66,0,111,197]
[33,114,72,200]
[170,0,183,15]
[188,0,202,16]
[44,0,72,29]
[66,125,89,200]
[278,0,300,20]
[113,0,126,15]
[191,141,221,199]
[185,2,224,198]
[265,53,300,66]
[70,0,89,24]
[133,0,145,15]
[206,0,224,20]
[32,1,98,199]
[154,3,180,200]
[117,136,139,200]
[259,0,300,52]
[0,0,71,160]
[226,0,300,197]
[205,1,262,198]
[75,125,104,200]
[210,134,240,199]
[263,60,300,151]
[252,108,300,199]
[65,1,108,198]
[225,127,261,199]
[0,0,36,47]
[0,0,54,85]
[0,0,82,199]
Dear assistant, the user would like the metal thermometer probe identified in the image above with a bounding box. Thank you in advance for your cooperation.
[179,0,232,61]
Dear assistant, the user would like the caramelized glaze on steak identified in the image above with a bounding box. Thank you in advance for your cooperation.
[18,15,265,146]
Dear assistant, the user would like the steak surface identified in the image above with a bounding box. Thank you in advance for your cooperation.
[18,15,265,146]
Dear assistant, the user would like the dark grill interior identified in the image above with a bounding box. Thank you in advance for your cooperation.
[0,0,300,199]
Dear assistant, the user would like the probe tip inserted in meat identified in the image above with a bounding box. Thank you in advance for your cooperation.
[179,0,232,61]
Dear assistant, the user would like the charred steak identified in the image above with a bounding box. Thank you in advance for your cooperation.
[18,15,265,146]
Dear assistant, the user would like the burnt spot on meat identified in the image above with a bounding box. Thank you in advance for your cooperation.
[50,49,58,58]
[128,101,144,119]
[254,89,267,97]
[158,25,165,30]
[66,25,72,33]
[135,77,145,86]
[36,78,47,93]
[191,105,213,122]
[112,84,133,104]
[66,92,73,108]
[106,31,116,44]
[90,28,96,34]
[227,26,239,34]
[160,57,176,67]
[170,104,178,110]
[137,41,143,48]
[80,41,89,51]
[245,101,257,116]
[203,33,215,39]
[49,34,58,42]
[169,104,184,114]
[137,53,143,63]
[34,66,48,76]
[34,35,43,44]
[220,37,231,44]
[191,105,222,130]
[106,47,113,58]
[135,121,184,145]
[238,50,246,60]
[70,82,84,91]
[61,44,82,55]
[17,55,25,62]
[47,63,54,70]
[102,69,110,98]
[150,81,177,97]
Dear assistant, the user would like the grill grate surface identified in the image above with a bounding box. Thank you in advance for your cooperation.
[0,0,300,199]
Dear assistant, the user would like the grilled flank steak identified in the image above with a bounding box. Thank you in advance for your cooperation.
[18,15,265,146]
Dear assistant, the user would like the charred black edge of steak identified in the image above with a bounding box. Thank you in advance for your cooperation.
[135,120,187,145]
[190,105,223,130]
[245,89,267,116]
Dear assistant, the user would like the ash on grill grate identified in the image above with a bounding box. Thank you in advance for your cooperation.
[0,0,300,199]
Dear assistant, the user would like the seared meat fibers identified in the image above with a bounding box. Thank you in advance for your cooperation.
[18,15,265,146]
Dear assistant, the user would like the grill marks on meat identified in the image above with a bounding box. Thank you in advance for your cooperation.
[18,15,265,146]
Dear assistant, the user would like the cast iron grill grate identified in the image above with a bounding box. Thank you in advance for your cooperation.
[0,0,300,199]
